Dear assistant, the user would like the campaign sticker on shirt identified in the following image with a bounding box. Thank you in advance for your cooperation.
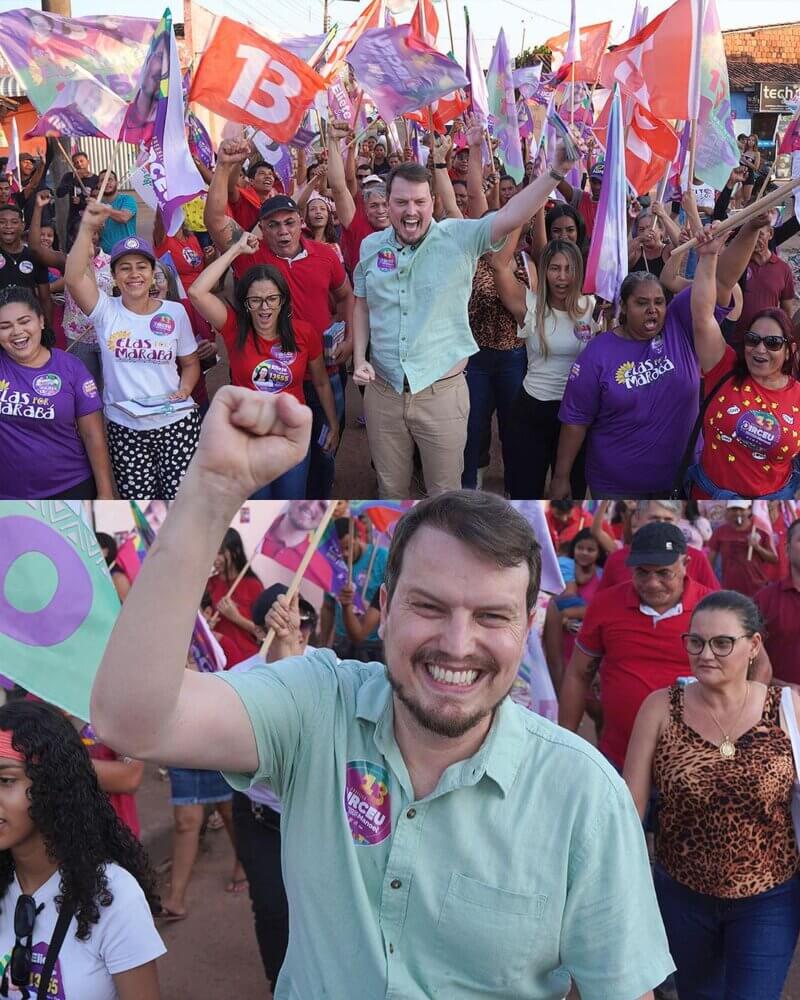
[18,259,34,275]
[344,759,391,846]
[377,249,397,272]
[568,361,581,380]
[784,414,795,426]
[149,312,176,336]
[82,378,98,398]
[252,358,292,393]
[182,246,203,267]
[271,345,297,365]
[573,320,593,343]
[650,334,664,355]
[734,409,781,454]
[32,373,61,397]
[726,406,741,416]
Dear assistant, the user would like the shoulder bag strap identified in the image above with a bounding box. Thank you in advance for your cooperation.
[36,899,75,1000]
[670,368,737,497]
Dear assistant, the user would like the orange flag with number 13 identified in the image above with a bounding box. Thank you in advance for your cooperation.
[189,17,326,143]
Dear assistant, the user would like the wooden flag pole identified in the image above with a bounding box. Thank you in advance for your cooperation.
[670,173,800,257]
[443,0,457,55]
[685,118,698,193]
[96,142,121,201]
[55,139,89,196]
[208,532,267,628]
[261,502,336,657]
[360,540,380,605]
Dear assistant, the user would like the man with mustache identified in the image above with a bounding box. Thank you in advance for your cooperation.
[92,387,674,1000]
[351,140,578,497]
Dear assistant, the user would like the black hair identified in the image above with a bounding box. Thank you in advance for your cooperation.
[568,527,606,566]
[734,308,798,381]
[304,198,337,245]
[95,532,117,565]
[619,271,665,324]
[334,517,352,540]
[36,216,60,252]
[0,286,56,349]
[690,590,764,637]
[0,204,23,219]
[233,264,297,356]
[201,589,213,611]
[0,701,159,941]
[154,260,181,303]
[545,203,588,255]
[788,519,800,546]
[386,162,433,197]
[385,491,542,614]
[246,161,274,181]
[218,528,257,579]
[550,500,575,514]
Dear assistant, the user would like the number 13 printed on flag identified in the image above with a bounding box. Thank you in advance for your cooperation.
[189,18,326,142]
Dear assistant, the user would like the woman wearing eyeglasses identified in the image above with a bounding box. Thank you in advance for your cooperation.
[624,590,800,1000]
[0,700,163,999]
[188,232,339,499]
[687,224,800,498]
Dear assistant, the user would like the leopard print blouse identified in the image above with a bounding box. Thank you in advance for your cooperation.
[652,684,798,899]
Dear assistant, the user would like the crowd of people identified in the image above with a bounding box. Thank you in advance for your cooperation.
[1,114,798,501]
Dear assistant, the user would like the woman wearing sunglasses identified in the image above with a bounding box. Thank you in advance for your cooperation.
[687,224,800,498]
[188,232,339,499]
[0,700,163,999]
[624,590,800,1000]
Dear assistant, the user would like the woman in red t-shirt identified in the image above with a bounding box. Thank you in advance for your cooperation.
[688,227,800,499]
[188,232,340,498]
[205,527,263,666]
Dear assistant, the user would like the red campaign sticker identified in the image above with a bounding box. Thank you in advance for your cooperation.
[344,760,392,845]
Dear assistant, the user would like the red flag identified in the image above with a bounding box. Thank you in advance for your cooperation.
[545,21,611,85]
[600,0,701,120]
[189,18,325,143]
[405,91,470,133]
[410,0,439,48]
[320,0,383,80]
[593,94,679,195]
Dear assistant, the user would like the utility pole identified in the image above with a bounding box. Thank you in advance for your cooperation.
[323,0,330,32]
[40,0,71,13]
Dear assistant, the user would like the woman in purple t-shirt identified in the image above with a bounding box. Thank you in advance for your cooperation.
[0,286,114,498]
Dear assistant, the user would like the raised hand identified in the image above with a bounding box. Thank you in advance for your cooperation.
[81,198,112,231]
[463,112,485,149]
[265,592,301,643]
[328,120,353,143]
[217,138,251,165]
[35,189,52,209]
[235,231,260,256]
[188,387,312,501]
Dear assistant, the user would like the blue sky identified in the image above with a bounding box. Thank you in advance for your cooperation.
[0,0,796,62]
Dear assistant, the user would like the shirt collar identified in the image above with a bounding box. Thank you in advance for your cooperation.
[355,672,526,798]
[624,575,696,615]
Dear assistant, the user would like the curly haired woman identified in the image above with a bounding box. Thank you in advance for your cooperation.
[0,701,164,999]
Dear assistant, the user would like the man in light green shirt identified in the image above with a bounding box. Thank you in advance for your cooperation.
[92,389,674,1000]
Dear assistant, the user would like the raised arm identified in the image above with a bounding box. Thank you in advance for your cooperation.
[91,387,313,769]
[690,224,728,373]
[488,226,529,326]
[65,199,109,315]
[651,200,682,248]
[204,139,250,252]
[491,142,576,243]
[432,135,462,220]
[326,120,358,228]
[29,191,67,271]
[188,231,259,330]
[463,114,488,219]
[715,210,769,302]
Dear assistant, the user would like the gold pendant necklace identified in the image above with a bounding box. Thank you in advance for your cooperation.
[704,683,749,760]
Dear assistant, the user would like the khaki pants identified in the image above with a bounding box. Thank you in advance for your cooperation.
[364,374,469,498]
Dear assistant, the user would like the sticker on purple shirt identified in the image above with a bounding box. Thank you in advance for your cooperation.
[31,373,61,397]
[344,760,392,845]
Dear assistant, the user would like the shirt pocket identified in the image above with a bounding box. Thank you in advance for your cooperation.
[436,872,546,988]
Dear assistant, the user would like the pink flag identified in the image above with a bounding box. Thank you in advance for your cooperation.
[584,86,628,303]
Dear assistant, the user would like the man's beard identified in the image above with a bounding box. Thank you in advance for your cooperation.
[385,649,511,739]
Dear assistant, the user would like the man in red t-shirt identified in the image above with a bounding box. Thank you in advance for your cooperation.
[227,160,277,233]
[559,522,726,769]
[327,120,390,275]
[708,499,779,597]
[597,499,719,592]
[206,140,355,497]
[556,163,602,238]
[734,221,797,337]
[546,501,594,552]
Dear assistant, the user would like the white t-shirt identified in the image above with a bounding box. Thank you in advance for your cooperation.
[0,863,165,1000]
[692,183,715,216]
[88,292,198,430]
[519,288,597,402]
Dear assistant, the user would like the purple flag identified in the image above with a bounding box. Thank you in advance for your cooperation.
[348,25,468,124]
[187,111,214,169]
[513,65,543,100]
[123,11,204,235]
[584,85,628,303]
[486,29,524,183]
[467,18,488,121]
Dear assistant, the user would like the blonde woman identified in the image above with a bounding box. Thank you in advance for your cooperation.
[491,236,597,496]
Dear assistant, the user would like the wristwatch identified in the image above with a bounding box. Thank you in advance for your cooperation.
[434,162,448,170]
[549,167,565,182]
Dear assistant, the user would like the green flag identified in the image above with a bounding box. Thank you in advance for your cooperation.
[0,501,119,721]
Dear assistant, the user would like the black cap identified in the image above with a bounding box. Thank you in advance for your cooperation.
[626,522,687,567]
[251,585,316,628]
[259,194,300,219]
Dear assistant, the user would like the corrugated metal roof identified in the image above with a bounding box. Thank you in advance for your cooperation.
[0,76,23,99]
[727,58,800,91]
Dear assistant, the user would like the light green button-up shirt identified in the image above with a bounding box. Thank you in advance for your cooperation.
[219,649,674,1000]
[353,215,503,394]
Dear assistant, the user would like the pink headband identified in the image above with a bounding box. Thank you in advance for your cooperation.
[0,729,25,762]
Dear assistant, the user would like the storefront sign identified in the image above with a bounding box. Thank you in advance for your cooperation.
[759,83,800,113]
